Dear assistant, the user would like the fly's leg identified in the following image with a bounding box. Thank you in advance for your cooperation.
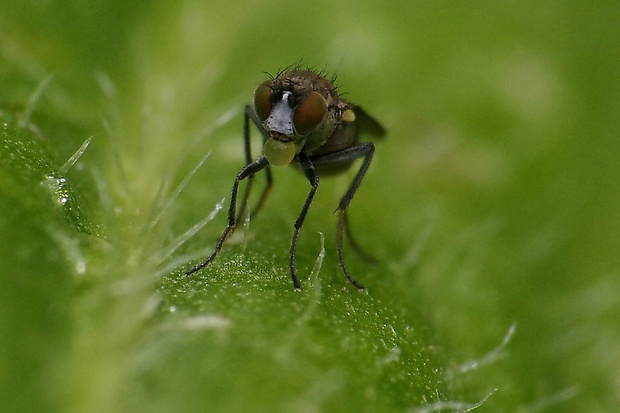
[313,142,375,290]
[250,164,272,218]
[336,210,365,290]
[289,154,319,290]
[235,105,273,225]
[234,106,255,222]
[343,210,378,264]
[185,156,270,276]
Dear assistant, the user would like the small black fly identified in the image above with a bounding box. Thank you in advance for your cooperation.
[185,68,385,290]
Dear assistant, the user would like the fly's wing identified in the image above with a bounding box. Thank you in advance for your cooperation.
[353,105,386,139]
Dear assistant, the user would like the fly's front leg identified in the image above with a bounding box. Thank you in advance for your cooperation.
[289,154,319,290]
[185,156,270,276]
[236,105,273,224]
[313,142,375,290]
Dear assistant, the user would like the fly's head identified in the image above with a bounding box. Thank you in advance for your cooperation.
[253,69,349,166]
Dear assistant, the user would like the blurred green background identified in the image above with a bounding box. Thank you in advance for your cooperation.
[1,1,618,412]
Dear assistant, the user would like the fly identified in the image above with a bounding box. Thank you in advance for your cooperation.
[185,68,385,290]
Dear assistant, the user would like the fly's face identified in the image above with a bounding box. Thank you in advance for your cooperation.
[253,70,344,166]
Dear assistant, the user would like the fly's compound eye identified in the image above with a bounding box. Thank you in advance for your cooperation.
[253,81,274,121]
[293,91,327,135]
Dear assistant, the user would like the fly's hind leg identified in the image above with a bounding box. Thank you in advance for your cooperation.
[313,142,376,290]
[343,210,378,264]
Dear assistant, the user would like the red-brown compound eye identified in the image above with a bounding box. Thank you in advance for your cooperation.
[293,91,327,135]
[253,81,273,121]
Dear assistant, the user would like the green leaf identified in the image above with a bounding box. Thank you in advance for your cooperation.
[2,1,619,412]
[0,117,88,412]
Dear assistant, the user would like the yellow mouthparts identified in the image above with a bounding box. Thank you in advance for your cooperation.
[263,138,296,166]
